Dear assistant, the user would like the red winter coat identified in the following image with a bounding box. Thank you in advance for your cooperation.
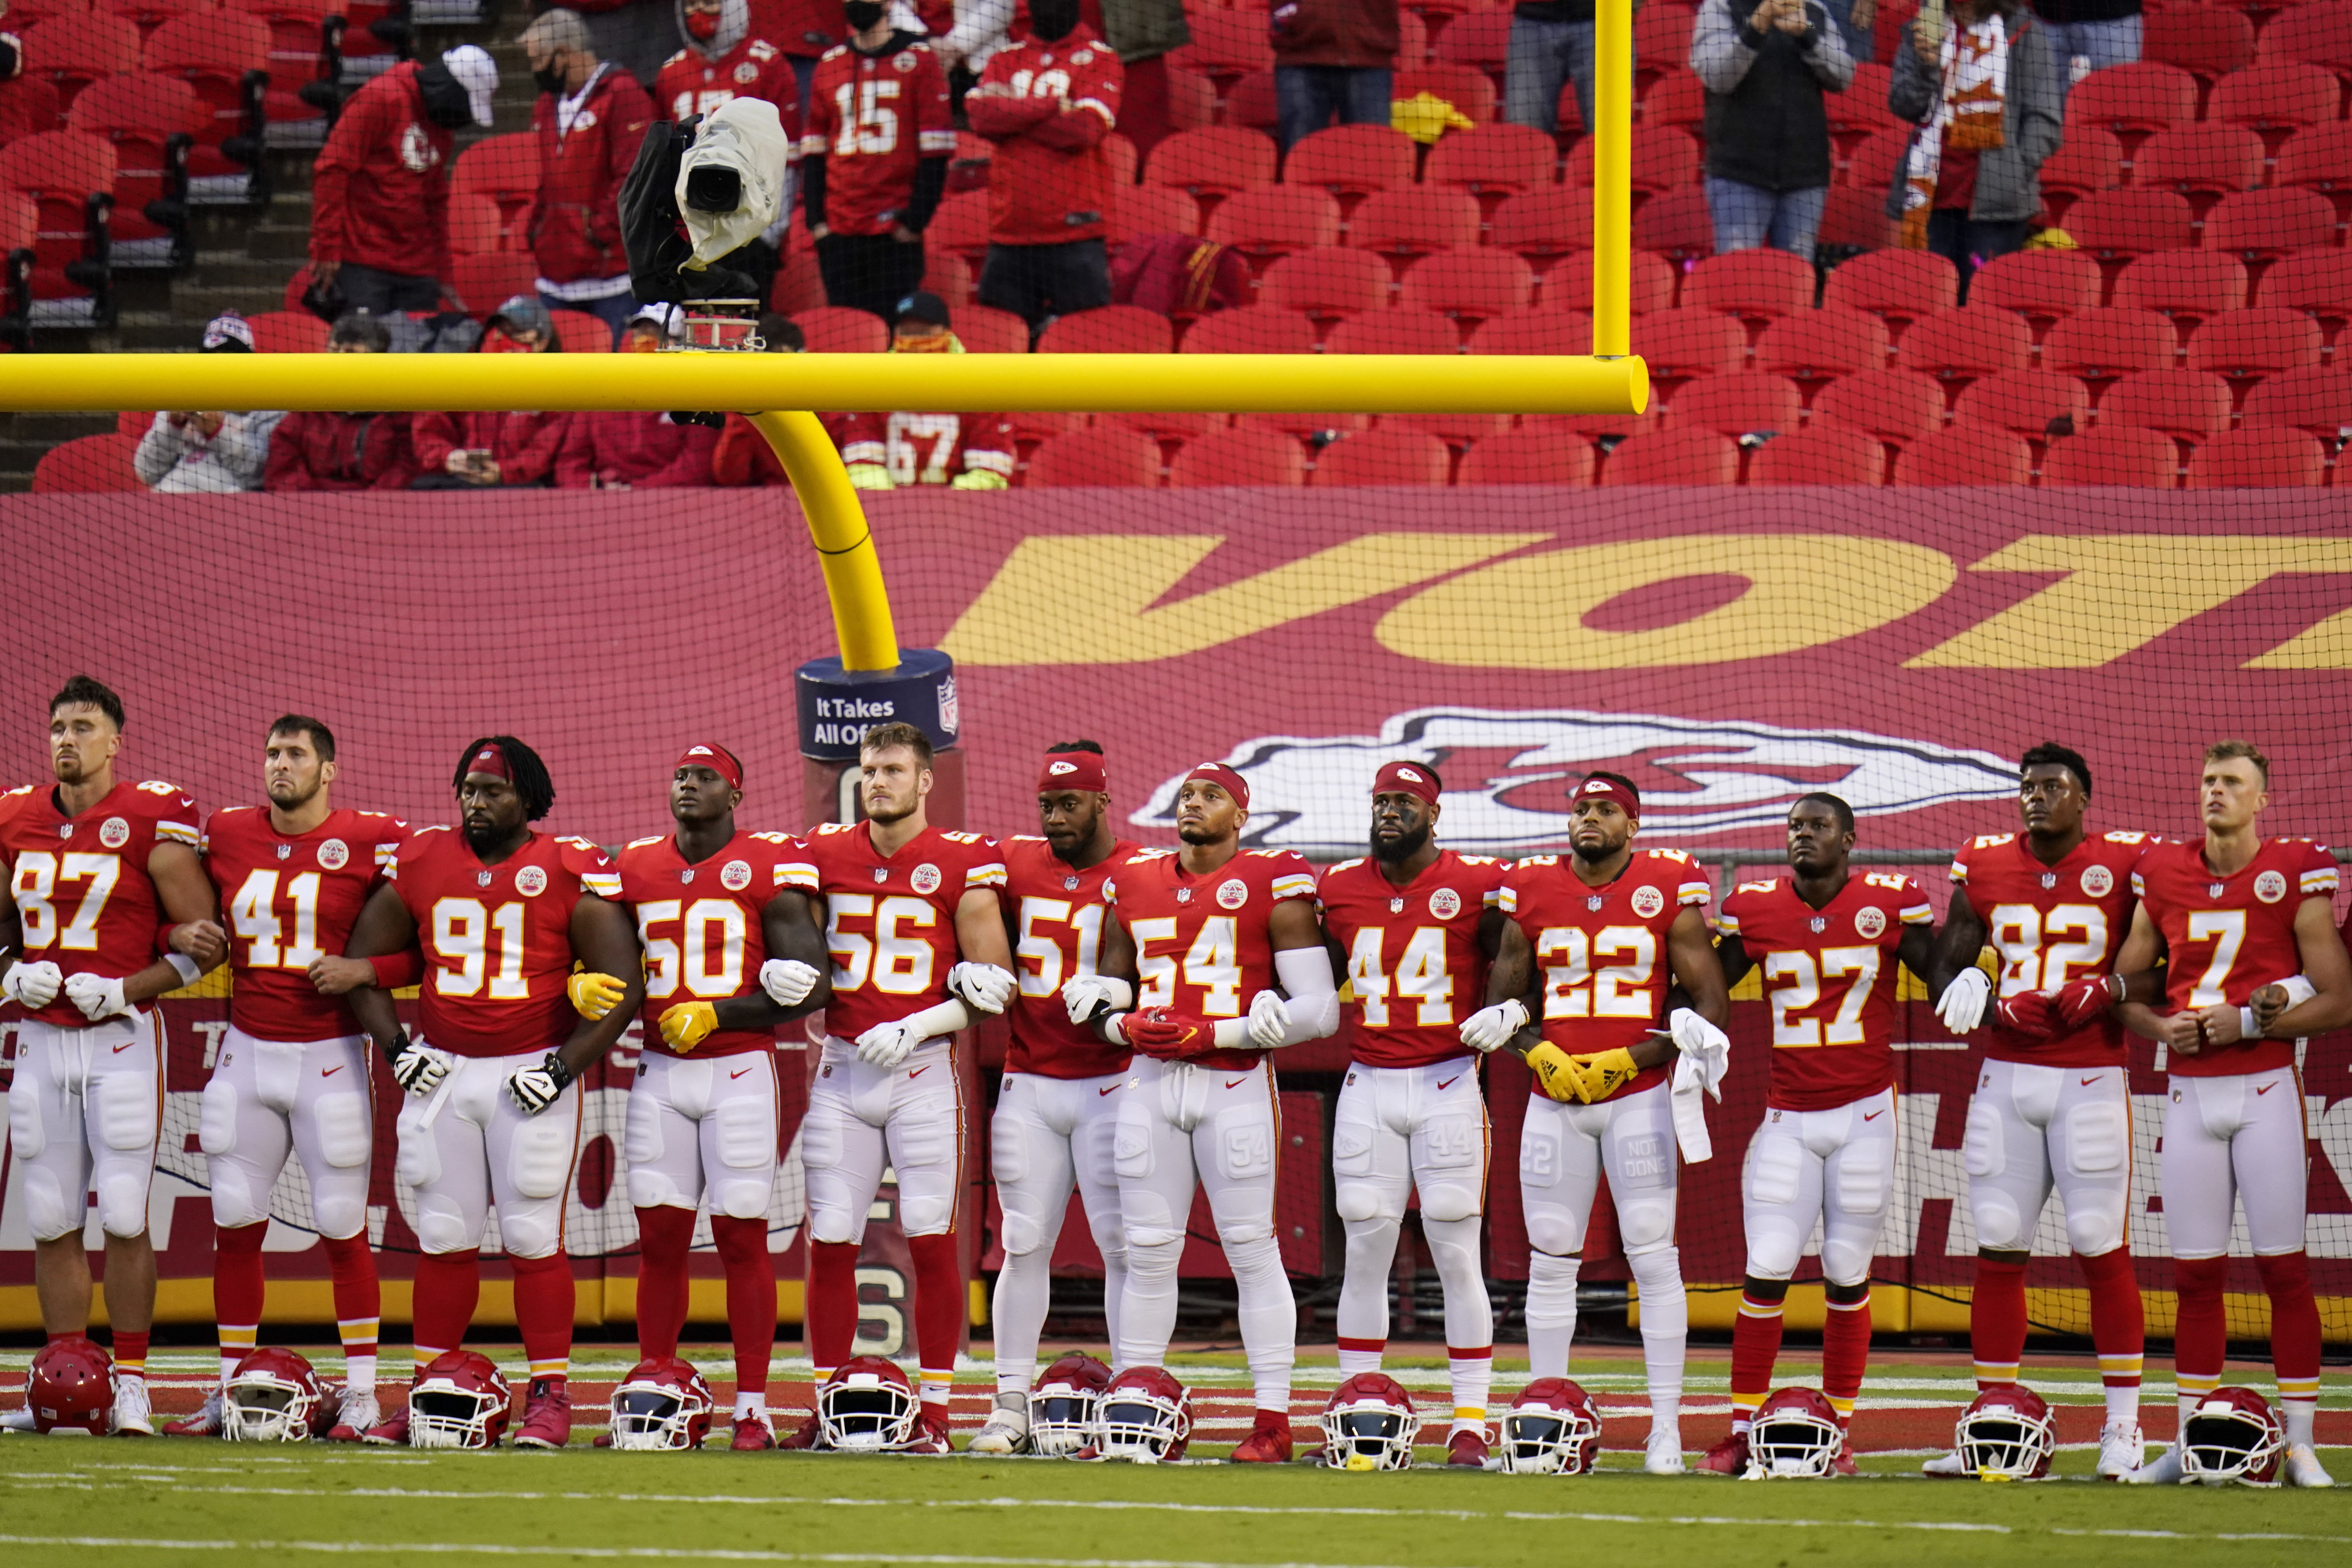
[555,412,719,488]
[966,28,1124,245]
[309,62,454,279]
[410,411,570,485]
[1270,0,1399,69]
[264,412,418,492]
[751,0,842,58]
[523,65,656,286]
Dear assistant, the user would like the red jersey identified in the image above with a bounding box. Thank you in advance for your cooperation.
[1319,850,1506,1069]
[1951,829,2151,1068]
[1103,846,1319,1073]
[837,410,1016,485]
[654,34,804,137]
[0,778,200,1028]
[1719,871,1933,1112]
[203,805,407,1043]
[618,829,819,1060]
[806,821,1005,1042]
[1004,834,1145,1078]
[801,37,956,236]
[966,29,1123,245]
[2131,835,2338,1079]
[1499,848,1710,1102]
[387,826,622,1057]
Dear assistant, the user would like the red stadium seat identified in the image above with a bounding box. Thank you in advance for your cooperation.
[1236,410,1371,441]
[1261,247,1392,317]
[2,0,95,26]
[232,0,335,135]
[2113,251,2251,323]
[1816,186,1895,254]
[1025,428,1165,488]
[1597,426,1739,485]
[1952,368,2092,439]
[1634,305,1750,378]
[921,191,992,267]
[62,71,200,267]
[2185,428,2329,487]
[1143,127,1278,198]
[1639,69,1708,131]
[1038,305,1175,353]
[17,14,143,113]
[2098,369,2238,439]
[921,252,975,313]
[1423,122,1558,197]
[1094,410,1229,444]
[1630,185,1715,263]
[1396,9,1431,69]
[447,193,508,256]
[0,127,116,296]
[1890,421,2034,485]
[29,430,139,491]
[1753,307,1892,381]
[1400,250,1536,319]
[142,13,270,193]
[1811,367,1947,444]
[1380,410,1514,445]
[548,309,611,353]
[1220,68,1279,132]
[2276,121,2352,214]
[2035,130,2126,217]
[1203,186,1344,261]
[1167,427,1308,485]
[954,306,1031,354]
[449,251,536,317]
[1181,303,1319,353]
[1839,125,1912,198]
[1822,248,1960,326]
[2130,123,2266,200]
[1662,372,1804,437]
[2242,365,2352,434]
[1540,250,1676,313]
[2184,306,2328,377]
[1348,187,1482,260]
[1395,64,1499,124]
[774,248,828,316]
[2256,2,2352,76]
[1488,186,1593,265]
[791,305,889,353]
[1825,63,1900,142]
[1108,185,1204,246]
[2064,62,2200,138]
[1967,249,2103,327]
[1282,124,1418,197]
[244,307,324,352]
[2042,307,2179,379]
[1682,249,1816,321]
[1457,428,1597,485]
[1567,126,1702,193]
[1521,407,1661,443]
[1323,307,1462,354]
[451,132,539,226]
[1896,305,2035,381]
[1467,307,1592,354]
[2206,62,2343,134]
[2041,426,2180,487]
[1634,3,1697,74]
[1433,8,1513,74]
[1167,9,1273,80]
[1747,423,1887,485]
[1310,428,1454,485]
[2259,248,2352,320]
[2147,5,2258,79]
[2062,189,2196,261]
[2204,188,2341,262]
[1165,64,1219,132]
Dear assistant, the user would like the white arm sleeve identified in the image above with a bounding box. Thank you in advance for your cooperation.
[1268,945,1342,1046]
[1214,1017,1254,1049]
[894,997,975,1042]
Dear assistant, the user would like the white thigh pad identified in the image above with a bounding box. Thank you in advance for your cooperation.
[626,1082,665,1169]
[100,1072,158,1153]
[199,1076,240,1158]
[1212,1104,1274,1183]
[1414,1114,1484,1224]
[1833,1143,1889,1218]
[9,1078,44,1159]
[716,1093,776,1170]
[2064,1101,2127,1175]
[1113,1113,1154,1183]
[395,1104,439,1191]
[1962,1093,2002,1179]
[1745,1126,1804,1209]
[507,1110,575,1201]
[315,1094,371,1169]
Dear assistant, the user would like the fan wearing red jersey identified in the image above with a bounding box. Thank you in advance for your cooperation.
[614,742,832,1452]
[1701,793,1936,1479]
[1076,761,1339,1463]
[1464,773,1729,1475]
[800,5,956,320]
[1917,742,2153,1481]
[792,722,1015,1453]
[167,716,409,1443]
[0,676,223,1439]
[2111,741,2352,1490]
[341,736,644,1451]
[1315,760,1510,1468]
[967,742,1147,1455]
[659,0,805,133]
[837,296,1018,490]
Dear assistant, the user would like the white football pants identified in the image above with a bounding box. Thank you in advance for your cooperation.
[200,1027,374,1240]
[7,1013,162,1241]
[802,1034,965,1243]
[394,1045,582,1259]
[626,1050,780,1220]
[2161,1067,2308,1259]
[1331,1058,1491,1350]
[989,1068,1129,1392]
[1741,1085,1898,1288]
[1963,1058,2131,1257]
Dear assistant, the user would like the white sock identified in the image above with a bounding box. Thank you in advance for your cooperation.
[1524,1252,1581,1381]
[2284,1398,2316,1449]
[1629,1246,1687,1441]
[1336,1215,1400,1377]
[1423,1214,1494,1433]
[1228,1234,1296,1414]
[343,1352,377,1395]
[2103,1383,2139,1429]
[991,1247,1049,1397]
[734,1390,766,1421]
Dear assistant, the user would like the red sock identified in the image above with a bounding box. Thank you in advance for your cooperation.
[510,1252,574,1381]
[214,1221,267,1334]
[1729,1290,1785,1428]
[806,1240,860,1376]
[1969,1255,2028,1386]
[711,1214,775,1397]
[634,1207,697,1362]
[410,1252,481,1366]
[321,1232,380,1335]
[2078,1246,2144,1385]
[2253,1250,2321,1396]
[2172,1255,2229,1386]
[907,1232,964,1413]
[111,1328,149,1378]
[1822,1290,1872,1417]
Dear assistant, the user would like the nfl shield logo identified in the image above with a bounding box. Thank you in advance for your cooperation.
[477,870,493,887]
[2208,882,2225,898]
[2039,872,2056,889]
[873,867,889,884]
[1177,887,1192,903]
[681,868,695,884]
[1389,898,1404,913]
[1809,916,1827,933]
[57,823,71,838]
[1586,895,1604,912]
[275,844,291,860]
[1064,877,1079,890]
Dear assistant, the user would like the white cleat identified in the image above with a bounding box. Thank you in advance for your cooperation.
[2283,1443,2336,1488]
[1920,1449,1970,1477]
[162,1387,225,1437]
[0,1403,36,1434]
[109,1374,152,1436]
[328,1388,380,1443]
[2096,1421,2146,1479]
[2125,1443,2184,1485]
[1644,1427,1686,1475]
[966,1393,1030,1455]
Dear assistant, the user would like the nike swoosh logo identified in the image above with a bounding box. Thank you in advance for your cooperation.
[731,1067,752,1080]
[909,1065,931,1079]
[1225,1077,1248,1089]
[2256,1082,2276,1095]
[321,1065,343,1077]
[1099,1085,1118,1096]
[112,1042,134,1054]
[1863,1108,1886,1121]
[1436,1076,1460,1091]
[2080,1075,2100,1086]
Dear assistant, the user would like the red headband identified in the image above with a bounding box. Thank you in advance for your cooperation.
[466,743,511,782]
[1038,751,1108,793]
[676,742,742,791]
[1573,774,1639,820]
[1182,762,1250,810]
[1372,759,1441,808]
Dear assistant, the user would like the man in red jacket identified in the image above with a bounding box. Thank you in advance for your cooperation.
[753,0,843,105]
[966,0,1122,328]
[264,316,419,492]
[800,1,955,322]
[523,9,657,345]
[1270,0,1397,151]
[309,45,498,315]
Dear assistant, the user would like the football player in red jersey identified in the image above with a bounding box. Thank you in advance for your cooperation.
[615,742,832,1450]
[1314,760,1510,1468]
[1461,773,1728,1474]
[800,0,956,320]
[792,721,1015,1452]
[1074,761,1339,1463]
[166,716,410,1441]
[657,0,804,130]
[0,675,223,1436]
[1700,792,1936,1477]
[1917,742,2154,1480]
[340,737,644,1450]
[967,741,1146,1454]
[2111,741,2352,1489]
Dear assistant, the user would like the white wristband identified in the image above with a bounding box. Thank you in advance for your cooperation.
[2277,974,2319,1008]
[165,951,202,986]
[2241,1005,2261,1041]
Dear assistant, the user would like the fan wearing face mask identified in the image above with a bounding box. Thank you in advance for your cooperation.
[656,0,804,133]
[799,0,956,322]
[522,9,659,346]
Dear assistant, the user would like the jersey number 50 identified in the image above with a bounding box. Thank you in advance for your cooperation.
[639,898,748,1000]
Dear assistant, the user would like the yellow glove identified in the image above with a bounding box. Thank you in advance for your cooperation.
[658,1000,718,1052]
[949,469,1009,490]
[1526,1041,1586,1103]
[845,462,894,490]
[1567,1047,1641,1103]
[566,971,626,1020]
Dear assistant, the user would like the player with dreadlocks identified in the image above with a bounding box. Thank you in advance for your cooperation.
[339,736,642,1449]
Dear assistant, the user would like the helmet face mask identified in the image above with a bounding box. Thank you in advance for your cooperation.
[1953,1383,2054,1481]
[1092,1368,1192,1464]
[407,1351,513,1450]
[223,1349,327,1443]
[1029,1353,1112,1457]
[1499,1378,1601,1475]
[817,1357,919,1451]
[2180,1387,2285,1487]
[1319,1374,1419,1471]
[1749,1387,1844,1479]
[610,1357,716,1452]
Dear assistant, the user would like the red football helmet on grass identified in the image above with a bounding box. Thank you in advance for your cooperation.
[610,1356,717,1452]
[27,1336,113,1436]
[1498,1378,1602,1475]
[407,1350,513,1450]
[2181,1387,2286,1487]
[1028,1352,1113,1458]
[1748,1387,1845,1479]
[1093,1367,1192,1463]
[1319,1372,1421,1471]
[817,1356,920,1451]
[224,1347,334,1443]
[1953,1383,2054,1480]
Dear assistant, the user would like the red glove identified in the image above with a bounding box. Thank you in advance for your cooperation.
[1125,1007,1217,1060]
[1994,989,2060,1040]
[2052,973,2120,1031]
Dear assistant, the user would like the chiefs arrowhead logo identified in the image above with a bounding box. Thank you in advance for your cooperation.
[1049,760,1078,775]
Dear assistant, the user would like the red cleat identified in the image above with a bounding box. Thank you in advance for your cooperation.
[1831,1429,1857,1477]
[905,1410,952,1455]
[592,1431,615,1448]
[1697,1430,1750,1475]
[776,1411,825,1450]
[512,1377,572,1450]
[361,1407,410,1447]
[730,1412,776,1451]
[1229,1410,1294,1464]
[1446,1428,1490,1468]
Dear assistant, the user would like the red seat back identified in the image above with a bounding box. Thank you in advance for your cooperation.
[1309,428,1454,486]
[1025,428,1164,488]
[1597,427,1739,485]
[1037,304,1175,354]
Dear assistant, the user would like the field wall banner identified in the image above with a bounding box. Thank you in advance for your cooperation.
[1,486,2350,1336]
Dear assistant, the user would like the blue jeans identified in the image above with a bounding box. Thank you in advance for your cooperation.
[1506,15,1597,135]
[1275,65,1394,151]
[1706,177,1829,259]
[1817,0,1874,64]
[2038,14,2141,94]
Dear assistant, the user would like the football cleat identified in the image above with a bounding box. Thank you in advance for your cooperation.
[1748,1388,1845,1479]
[1446,1428,1490,1468]
[362,1406,411,1446]
[967,1392,1031,1455]
[2283,1443,2335,1488]
[27,1338,112,1436]
[1644,1426,1686,1476]
[407,1352,512,1450]
[1229,1409,1294,1465]
[1319,1374,1419,1471]
[1829,1429,1858,1477]
[2124,1444,2184,1485]
[2095,1421,2146,1479]
[816,1357,920,1452]
[223,1348,328,1442]
[607,1357,714,1451]
[905,1409,953,1455]
[730,1411,776,1452]
[109,1373,153,1436]
[1920,1448,1970,1477]
[0,1404,36,1434]
[164,1387,225,1439]
[775,1409,826,1450]
[1028,1353,1112,1457]
[1498,1379,1602,1475]
[513,1377,573,1450]
[1952,1383,2054,1480]
[1092,1367,1193,1464]
[1697,1430,1750,1476]
[328,1388,380,1443]
[2180,1387,2285,1486]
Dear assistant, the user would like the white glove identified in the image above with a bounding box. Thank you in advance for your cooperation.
[1936,967,1991,1034]
[64,971,131,1021]
[1246,988,1292,1050]
[855,1019,922,1069]
[388,1033,454,1097]
[947,960,1017,1015]
[1461,996,1530,1054]
[1061,973,1132,1026]
[3,959,64,1009]
[760,958,821,1008]
[506,1051,575,1116]
[1667,1005,1730,1058]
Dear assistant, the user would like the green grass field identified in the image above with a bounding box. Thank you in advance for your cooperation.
[1,1350,2347,1567]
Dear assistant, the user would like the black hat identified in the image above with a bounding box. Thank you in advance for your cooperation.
[893,290,951,328]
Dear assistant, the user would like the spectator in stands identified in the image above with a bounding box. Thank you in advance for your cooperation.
[802,0,955,322]
[572,0,680,87]
[523,9,658,345]
[1271,0,1399,152]
[309,45,499,317]
[409,299,570,490]
[555,306,721,486]
[835,292,1016,489]
[1889,0,2060,301]
[1693,0,1853,259]
[712,315,825,485]
[2029,0,2136,89]
[656,0,802,128]
[967,0,1122,330]
[756,0,844,104]
[263,314,419,492]
[132,314,283,495]
[1506,0,1618,136]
